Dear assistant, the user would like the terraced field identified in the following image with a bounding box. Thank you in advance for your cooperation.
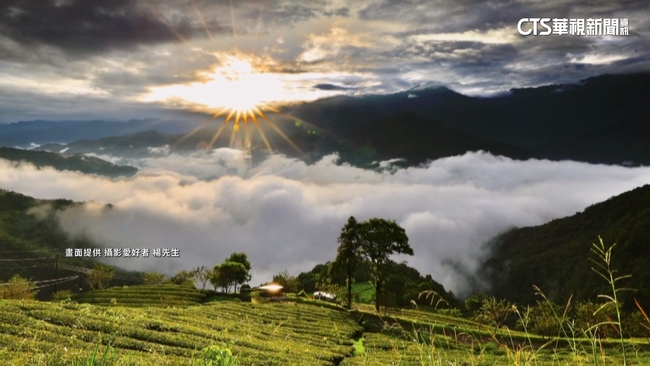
[2,285,650,365]
[0,298,361,365]
[72,285,207,307]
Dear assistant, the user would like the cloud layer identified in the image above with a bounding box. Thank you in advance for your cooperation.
[2,151,649,295]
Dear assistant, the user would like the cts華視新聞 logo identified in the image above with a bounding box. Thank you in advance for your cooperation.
[517,18,629,36]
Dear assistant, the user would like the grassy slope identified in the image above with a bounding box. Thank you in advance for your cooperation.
[2,285,650,365]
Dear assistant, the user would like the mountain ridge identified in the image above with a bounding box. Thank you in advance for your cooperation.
[0,147,138,178]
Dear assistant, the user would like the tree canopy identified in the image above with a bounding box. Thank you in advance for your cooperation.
[330,216,364,309]
[357,218,414,312]
[211,261,248,293]
[86,264,115,290]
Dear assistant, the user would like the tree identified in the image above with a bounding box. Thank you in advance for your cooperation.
[86,264,115,290]
[168,270,197,287]
[225,253,252,291]
[212,262,248,293]
[358,218,413,313]
[209,269,221,292]
[330,216,364,309]
[465,293,490,315]
[273,270,299,293]
[475,296,514,332]
[0,274,38,300]
[193,266,212,290]
[142,272,166,285]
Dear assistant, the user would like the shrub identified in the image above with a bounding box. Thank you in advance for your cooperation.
[86,264,115,290]
[0,274,38,300]
[574,300,619,339]
[475,296,514,330]
[240,284,252,293]
[52,289,74,302]
[142,272,166,285]
[517,300,567,337]
[622,311,650,338]
[201,345,240,366]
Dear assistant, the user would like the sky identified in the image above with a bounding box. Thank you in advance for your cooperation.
[2,151,650,295]
[1,0,649,122]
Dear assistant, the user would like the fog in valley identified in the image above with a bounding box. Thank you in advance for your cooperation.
[2,150,649,295]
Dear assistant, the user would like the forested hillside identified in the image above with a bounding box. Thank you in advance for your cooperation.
[483,184,650,311]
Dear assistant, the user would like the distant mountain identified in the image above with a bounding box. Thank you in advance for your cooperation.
[39,130,177,158]
[337,111,535,166]
[482,184,650,311]
[288,73,650,165]
[0,118,201,147]
[35,115,536,168]
[38,129,225,158]
[5,72,648,166]
[0,147,138,178]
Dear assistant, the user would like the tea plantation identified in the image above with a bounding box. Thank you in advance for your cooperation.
[2,284,650,365]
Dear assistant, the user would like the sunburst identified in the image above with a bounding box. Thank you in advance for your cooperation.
[145,3,340,159]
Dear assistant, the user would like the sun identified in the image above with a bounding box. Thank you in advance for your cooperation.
[206,55,281,130]
[144,53,305,155]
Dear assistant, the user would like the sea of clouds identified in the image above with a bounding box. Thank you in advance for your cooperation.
[1,150,649,296]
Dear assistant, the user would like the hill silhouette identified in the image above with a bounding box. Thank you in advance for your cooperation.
[288,73,650,165]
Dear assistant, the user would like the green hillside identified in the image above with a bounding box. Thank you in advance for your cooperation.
[0,189,142,299]
[483,184,650,310]
[0,147,137,178]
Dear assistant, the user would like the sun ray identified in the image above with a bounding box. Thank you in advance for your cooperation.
[172,117,216,148]
[224,109,237,124]
[206,120,230,150]
[243,119,252,150]
[283,113,352,144]
[253,120,273,154]
[261,114,307,158]
[190,0,214,41]
[229,127,237,149]
[145,5,215,69]
[235,110,242,128]
[228,0,238,50]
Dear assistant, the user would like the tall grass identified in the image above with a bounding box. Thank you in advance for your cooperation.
[589,236,636,366]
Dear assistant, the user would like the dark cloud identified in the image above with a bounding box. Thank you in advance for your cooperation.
[358,0,649,31]
[313,83,353,91]
[0,0,228,60]
[323,7,350,17]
